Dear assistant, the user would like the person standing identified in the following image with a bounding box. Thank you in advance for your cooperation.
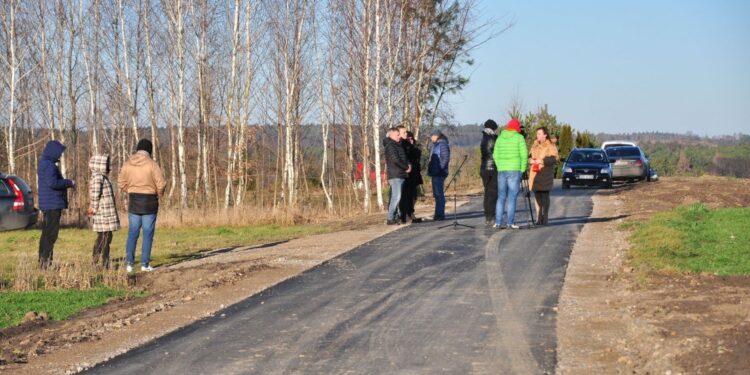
[480,119,499,226]
[87,155,120,268]
[529,127,558,225]
[492,119,528,229]
[400,131,423,223]
[383,128,411,225]
[37,140,76,269]
[118,139,166,272]
[428,129,450,221]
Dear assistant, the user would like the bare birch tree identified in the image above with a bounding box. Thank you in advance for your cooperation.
[142,0,161,163]
[164,0,188,208]
[0,0,34,174]
[117,0,139,140]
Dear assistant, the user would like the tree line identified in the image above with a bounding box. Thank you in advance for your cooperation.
[0,0,490,216]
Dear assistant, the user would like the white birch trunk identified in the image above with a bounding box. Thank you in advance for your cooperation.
[236,0,254,206]
[5,1,18,174]
[80,0,99,154]
[176,1,188,208]
[117,0,139,140]
[224,0,241,208]
[371,0,384,210]
[143,0,160,163]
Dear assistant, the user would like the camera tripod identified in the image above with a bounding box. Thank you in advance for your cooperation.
[439,155,473,229]
[518,175,536,229]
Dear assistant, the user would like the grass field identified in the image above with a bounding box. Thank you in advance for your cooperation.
[0,288,127,329]
[0,222,333,329]
[0,223,332,286]
[628,203,750,275]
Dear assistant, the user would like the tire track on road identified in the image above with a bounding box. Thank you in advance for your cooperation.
[484,230,542,374]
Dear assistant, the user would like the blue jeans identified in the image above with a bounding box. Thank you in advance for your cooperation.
[126,213,157,267]
[388,178,405,221]
[495,171,522,225]
[432,175,446,219]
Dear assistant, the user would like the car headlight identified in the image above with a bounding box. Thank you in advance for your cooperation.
[600,168,609,174]
[563,167,572,173]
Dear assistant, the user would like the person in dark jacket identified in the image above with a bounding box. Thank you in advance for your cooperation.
[428,128,450,220]
[383,128,411,225]
[399,131,423,223]
[37,140,76,269]
[480,119,499,225]
[117,139,166,272]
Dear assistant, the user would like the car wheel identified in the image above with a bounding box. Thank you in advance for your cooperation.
[562,183,570,189]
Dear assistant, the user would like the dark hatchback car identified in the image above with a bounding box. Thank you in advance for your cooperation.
[562,148,612,189]
[0,174,38,231]
[605,146,651,182]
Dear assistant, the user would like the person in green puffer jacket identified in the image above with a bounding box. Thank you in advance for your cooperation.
[492,118,528,229]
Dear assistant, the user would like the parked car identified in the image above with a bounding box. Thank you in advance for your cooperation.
[354,161,388,189]
[562,148,613,189]
[601,140,637,149]
[605,146,651,182]
[0,174,39,231]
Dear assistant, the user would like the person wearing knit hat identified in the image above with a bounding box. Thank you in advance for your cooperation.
[491,118,528,229]
[480,119,499,225]
[136,139,153,156]
[118,139,166,273]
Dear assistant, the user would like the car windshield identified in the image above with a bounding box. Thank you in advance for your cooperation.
[606,147,640,157]
[568,151,607,163]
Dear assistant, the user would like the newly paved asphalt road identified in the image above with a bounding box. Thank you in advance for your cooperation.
[86,184,595,374]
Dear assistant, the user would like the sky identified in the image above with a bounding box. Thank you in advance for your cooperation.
[451,0,750,136]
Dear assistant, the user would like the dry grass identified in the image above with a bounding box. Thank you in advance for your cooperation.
[6,254,128,292]
[155,204,343,228]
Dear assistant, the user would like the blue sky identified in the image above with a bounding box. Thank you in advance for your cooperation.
[451,0,750,136]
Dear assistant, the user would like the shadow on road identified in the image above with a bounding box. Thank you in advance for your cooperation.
[544,214,629,227]
[161,240,291,266]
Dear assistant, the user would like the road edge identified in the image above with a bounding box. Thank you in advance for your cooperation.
[556,191,652,373]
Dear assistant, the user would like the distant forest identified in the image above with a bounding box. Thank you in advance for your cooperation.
[419,127,750,179]
[596,132,750,178]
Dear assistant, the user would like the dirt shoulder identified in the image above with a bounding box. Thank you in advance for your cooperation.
[558,177,750,374]
[0,200,465,374]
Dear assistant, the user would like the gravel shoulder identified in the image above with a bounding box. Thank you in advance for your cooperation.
[558,177,750,375]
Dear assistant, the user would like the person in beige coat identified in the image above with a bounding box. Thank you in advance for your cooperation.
[87,155,120,268]
[118,139,166,272]
[529,127,559,225]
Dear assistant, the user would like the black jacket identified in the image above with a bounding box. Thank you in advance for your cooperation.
[480,128,498,171]
[404,141,423,185]
[383,137,409,179]
[128,193,159,215]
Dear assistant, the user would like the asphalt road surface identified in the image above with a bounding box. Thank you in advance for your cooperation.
[86,184,595,375]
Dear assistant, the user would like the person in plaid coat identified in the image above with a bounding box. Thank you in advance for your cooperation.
[87,155,120,268]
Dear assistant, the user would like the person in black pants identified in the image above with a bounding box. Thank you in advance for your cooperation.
[480,119,499,226]
[400,131,423,223]
[383,128,411,225]
[37,140,76,269]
